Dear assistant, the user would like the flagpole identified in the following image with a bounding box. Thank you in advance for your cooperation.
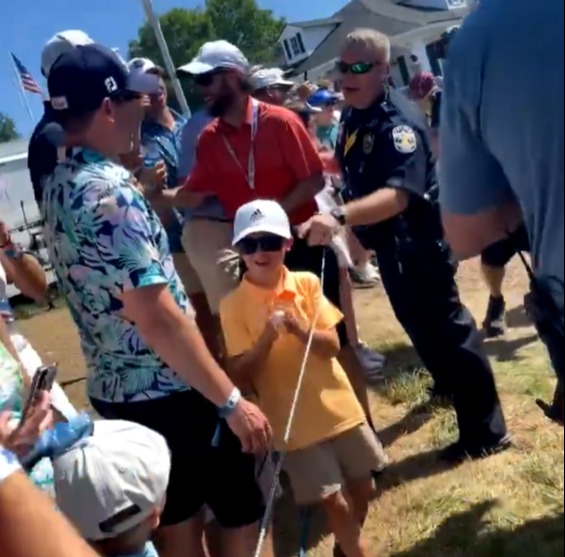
[8,53,36,125]
[139,0,191,117]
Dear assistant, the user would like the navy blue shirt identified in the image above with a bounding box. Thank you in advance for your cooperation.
[440,0,564,307]
[27,103,67,210]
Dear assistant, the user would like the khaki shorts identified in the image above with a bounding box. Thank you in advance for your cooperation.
[172,252,203,297]
[181,219,240,313]
[284,423,388,505]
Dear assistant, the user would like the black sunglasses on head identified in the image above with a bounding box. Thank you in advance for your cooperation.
[336,61,382,75]
[237,234,286,256]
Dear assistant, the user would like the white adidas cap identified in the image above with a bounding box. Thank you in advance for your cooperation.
[233,200,292,246]
[177,40,249,75]
[41,30,94,77]
[53,420,171,542]
[251,68,294,91]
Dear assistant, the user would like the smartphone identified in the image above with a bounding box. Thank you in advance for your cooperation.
[21,364,58,421]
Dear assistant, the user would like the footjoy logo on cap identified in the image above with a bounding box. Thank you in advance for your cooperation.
[105,77,118,93]
[51,96,69,110]
[249,209,264,223]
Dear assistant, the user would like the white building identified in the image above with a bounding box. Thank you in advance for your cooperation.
[279,0,471,85]
[0,139,40,232]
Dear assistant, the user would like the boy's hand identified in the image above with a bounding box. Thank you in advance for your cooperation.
[283,312,306,337]
[263,314,281,344]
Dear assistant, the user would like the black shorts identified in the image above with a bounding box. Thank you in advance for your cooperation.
[481,225,530,268]
[91,390,265,529]
[285,235,348,347]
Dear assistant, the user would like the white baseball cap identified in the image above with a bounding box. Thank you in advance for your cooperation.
[41,30,94,77]
[177,40,249,75]
[233,200,292,246]
[251,68,294,91]
[53,420,171,542]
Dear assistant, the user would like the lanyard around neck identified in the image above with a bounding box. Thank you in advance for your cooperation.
[222,99,260,191]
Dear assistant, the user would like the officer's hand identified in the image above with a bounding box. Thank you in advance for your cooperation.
[299,214,340,246]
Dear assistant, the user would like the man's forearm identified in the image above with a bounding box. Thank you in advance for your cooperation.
[344,188,409,227]
[138,311,235,407]
[0,252,47,303]
[0,469,100,557]
[281,175,325,216]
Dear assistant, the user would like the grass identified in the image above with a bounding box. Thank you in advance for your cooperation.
[16,259,564,557]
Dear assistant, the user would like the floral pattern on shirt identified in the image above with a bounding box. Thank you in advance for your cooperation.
[42,149,191,403]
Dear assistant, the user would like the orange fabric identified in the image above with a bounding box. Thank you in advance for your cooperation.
[185,99,323,225]
[220,268,365,452]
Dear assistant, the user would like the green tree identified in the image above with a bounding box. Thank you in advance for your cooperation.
[0,113,20,144]
[128,1,285,110]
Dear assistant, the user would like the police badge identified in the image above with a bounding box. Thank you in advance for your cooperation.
[363,133,375,155]
[392,126,417,154]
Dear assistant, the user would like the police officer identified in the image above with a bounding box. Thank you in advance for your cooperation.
[301,28,510,462]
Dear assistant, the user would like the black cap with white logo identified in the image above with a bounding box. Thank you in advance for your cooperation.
[47,44,159,119]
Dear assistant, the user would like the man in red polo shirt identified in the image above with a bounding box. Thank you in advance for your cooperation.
[176,41,350,345]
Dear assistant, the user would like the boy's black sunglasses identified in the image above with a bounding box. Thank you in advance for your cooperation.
[335,61,382,75]
[237,235,286,256]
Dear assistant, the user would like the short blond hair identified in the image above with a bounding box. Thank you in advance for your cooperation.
[342,28,391,63]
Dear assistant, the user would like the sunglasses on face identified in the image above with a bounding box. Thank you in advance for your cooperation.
[193,71,224,88]
[336,61,381,75]
[238,235,286,256]
[110,90,143,104]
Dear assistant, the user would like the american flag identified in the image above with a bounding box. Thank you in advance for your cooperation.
[11,53,43,95]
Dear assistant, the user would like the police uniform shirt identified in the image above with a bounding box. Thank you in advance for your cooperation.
[336,88,438,244]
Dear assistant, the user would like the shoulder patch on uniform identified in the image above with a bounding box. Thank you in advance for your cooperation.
[392,125,417,154]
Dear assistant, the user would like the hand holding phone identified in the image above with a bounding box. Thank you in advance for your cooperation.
[22,365,58,422]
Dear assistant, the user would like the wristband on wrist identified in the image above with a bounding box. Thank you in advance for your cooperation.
[211,388,242,448]
[0,447,21,483]
[219,387,242,419]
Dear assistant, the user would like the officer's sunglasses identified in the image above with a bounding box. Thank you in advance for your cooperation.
[336,61,381,75]
[237,235,286,256]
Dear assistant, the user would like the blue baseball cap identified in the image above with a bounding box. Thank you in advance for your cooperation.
[307,89,340,107]
[48,44,160,118]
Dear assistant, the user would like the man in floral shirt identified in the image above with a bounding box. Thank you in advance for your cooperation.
[42,43,271,557]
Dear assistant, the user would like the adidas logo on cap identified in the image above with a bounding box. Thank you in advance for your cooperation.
[249,209,264,223]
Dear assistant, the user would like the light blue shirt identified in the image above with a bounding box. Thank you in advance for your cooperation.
[118,542,159,557]
[178,110,227,221]
[440,0,564,307]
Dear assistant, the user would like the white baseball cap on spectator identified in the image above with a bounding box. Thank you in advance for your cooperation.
[53,420,171,542]
[251,68,294,91]
[41,29,94,77]
[177,40,249,75]
[233,200,292,246]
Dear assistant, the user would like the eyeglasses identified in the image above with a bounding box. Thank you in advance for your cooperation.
[238,235,286,255]
[336,61,381,75]
[193,71,224,88]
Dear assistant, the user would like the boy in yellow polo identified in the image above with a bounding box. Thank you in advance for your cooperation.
[220,200,387,557]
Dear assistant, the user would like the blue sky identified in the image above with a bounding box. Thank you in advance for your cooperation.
[1,0,345,137]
